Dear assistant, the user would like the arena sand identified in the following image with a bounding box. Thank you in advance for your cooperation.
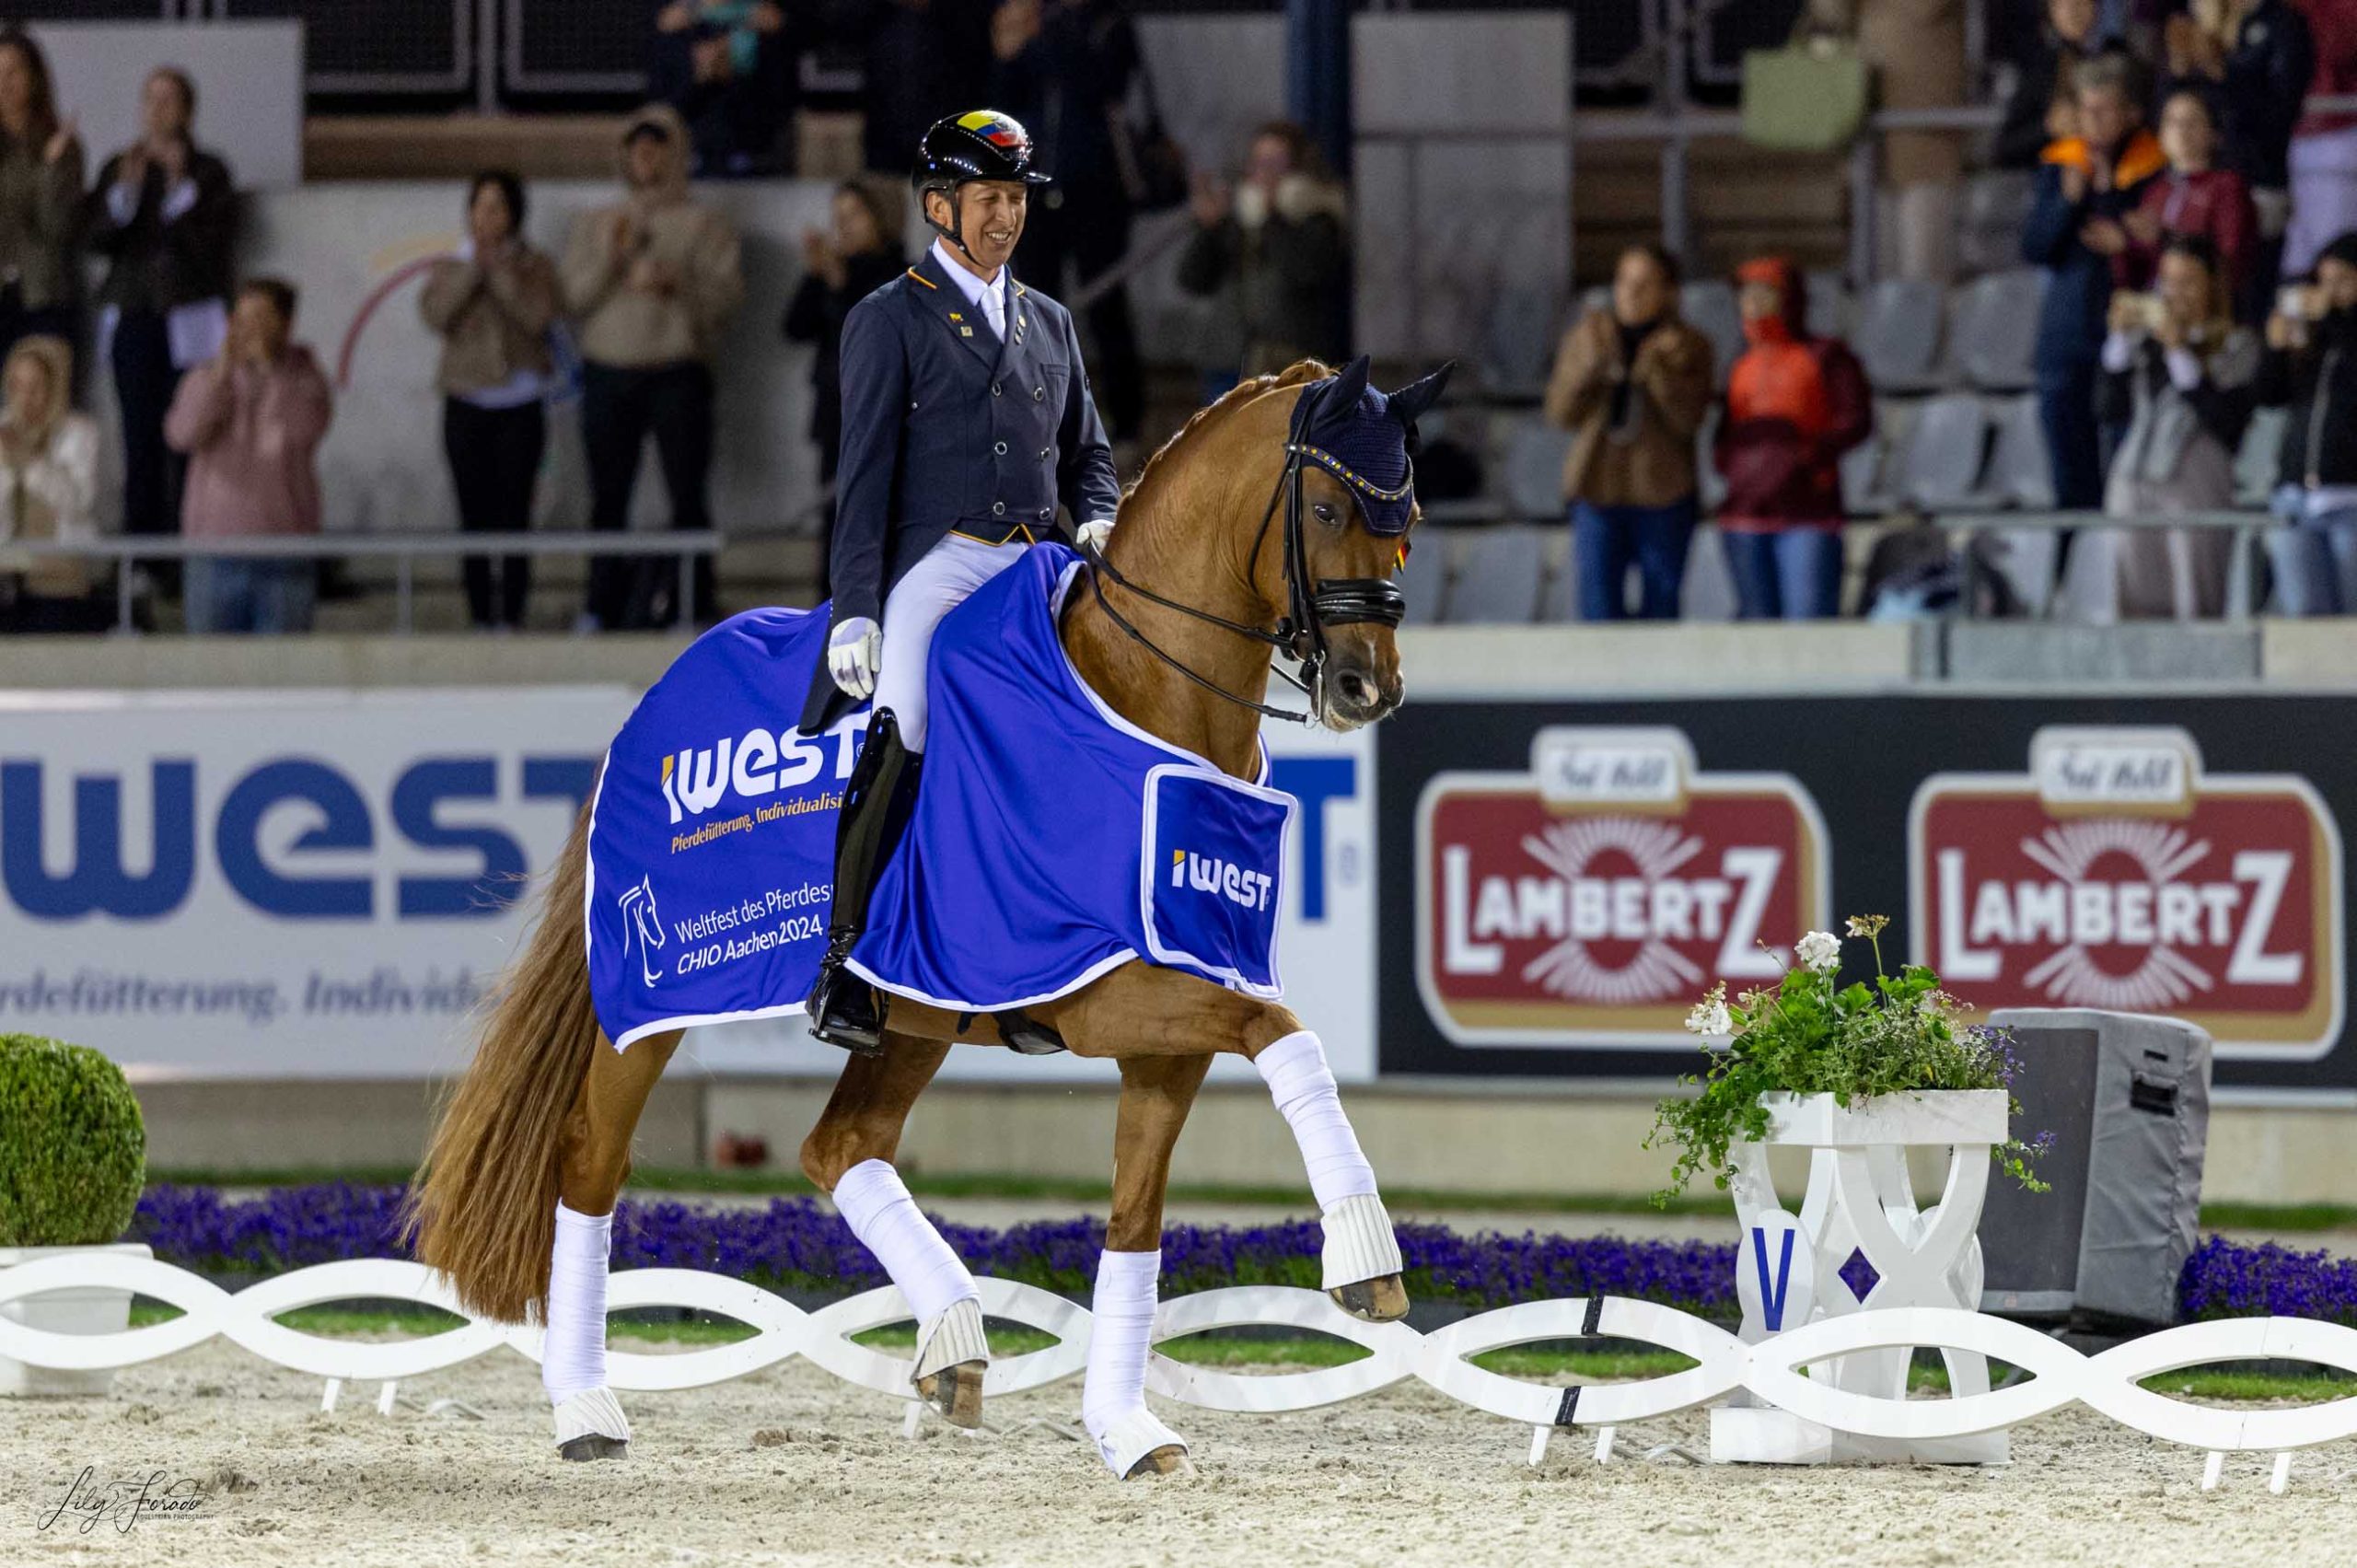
[3,1339,2349,1567]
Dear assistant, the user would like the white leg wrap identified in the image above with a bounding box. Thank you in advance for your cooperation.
[914,1295,991,1383]
[1082,1249,1187,1476]
[1254,1030,1379,1210]
[542,1201,612,1406]
[552,1386,631,1448]
[1319,1191,1405,1291]
[831,1159,980,1330]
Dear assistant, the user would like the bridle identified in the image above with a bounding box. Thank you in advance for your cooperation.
[1082,381,1411,727]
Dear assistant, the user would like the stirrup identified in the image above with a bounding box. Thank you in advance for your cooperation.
[1089,1406,1191,1480]
[807,949,887,1055]
[552,1386,631,1460]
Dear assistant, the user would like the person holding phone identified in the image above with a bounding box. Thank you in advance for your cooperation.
[2257,232,2357,612]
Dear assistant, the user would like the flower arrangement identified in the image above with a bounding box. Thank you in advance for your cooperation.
[1646,916,2050,1205]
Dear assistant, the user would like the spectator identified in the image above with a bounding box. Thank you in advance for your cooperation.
[562,107,743,631]
[1852,0,1969,283]
[651,1,794,177]
[2284,0,2357,278]
[0,30,82,366]
[990,0,1144,442]
[1176,122,1350,381]
[2072,235,2258,618]
[853,0,995,178]
[1540,244,1715,621]
[2119,87,2258,308]
[165,278,333,635]
[2256,230,2357,612]
[2163,0,2311,305]
[2024,50,2167,509]
[1995,0,2113,170]
[782,176,902,581]
[420,170,561,633]
[0,336,102,633]
[85,66,236,573]
[1713,255,1872,621]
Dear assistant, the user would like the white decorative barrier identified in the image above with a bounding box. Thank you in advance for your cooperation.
[3,1254,2352,1490]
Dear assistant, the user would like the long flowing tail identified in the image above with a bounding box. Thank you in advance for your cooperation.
[398,800,601,1323]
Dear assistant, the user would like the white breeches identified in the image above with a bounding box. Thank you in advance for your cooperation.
[876,533,1030,751]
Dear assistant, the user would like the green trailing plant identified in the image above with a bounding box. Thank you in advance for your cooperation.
[1645,916,2049,1206]
[0,1034,147,1248]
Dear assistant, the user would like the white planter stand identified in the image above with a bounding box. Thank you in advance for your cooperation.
[0,1242,153,1397]
[1713,1089,2010,1466]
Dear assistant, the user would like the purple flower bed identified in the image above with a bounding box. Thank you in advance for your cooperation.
[122,1183,2357,1329]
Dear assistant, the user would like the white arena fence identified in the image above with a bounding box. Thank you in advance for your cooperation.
[4,1253,2354,1492]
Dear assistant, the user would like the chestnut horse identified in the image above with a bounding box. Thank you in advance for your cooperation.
[401,355,1444,1479]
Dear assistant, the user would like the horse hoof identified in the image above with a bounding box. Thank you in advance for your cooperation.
[915,1359,987,1428]
[1329,1273,1411,1322]
[1122,1445,1194,1480]
[557,1434,629,1462]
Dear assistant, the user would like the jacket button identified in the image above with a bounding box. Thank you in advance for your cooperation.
[1038,447,1050,459]
[1039,506,1052,520]
[1033,386,1045,401]
[993,440,1007,455]
[992,501,1006,517]
[991,381,1003,397]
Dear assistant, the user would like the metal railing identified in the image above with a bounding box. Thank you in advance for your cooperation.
[1,531,719,634]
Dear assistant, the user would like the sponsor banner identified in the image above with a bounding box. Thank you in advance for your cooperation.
[0,690,1376,1083]
[0,689,625,1078]
[1379,695,2357,1097]
[1416,727,1829,1047]
[1910,728,2342,1060]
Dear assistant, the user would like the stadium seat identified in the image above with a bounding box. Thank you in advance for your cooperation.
[1856,276,1947,391]
[1951,270,2045,391]
[1891,392,1993,512]
[1805,269,1852,338]
[1695,405,1727,511]
[1399,535,1450,625]
[2236,406,2288,508]
[1502,419,1573,521]
[1680,524,1740,621]
[1538,524,1580,621]
[1443,527,1550,623]
[1958,169,2038,276]
[1682,280,1744,389]
[1982,391,2056,509]
[1840,396,1916,515]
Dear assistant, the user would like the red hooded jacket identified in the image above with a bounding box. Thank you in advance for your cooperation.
[1714,257,1873,530]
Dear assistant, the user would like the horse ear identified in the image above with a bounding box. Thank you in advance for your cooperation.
[1387,360,1456,433]
[1322,354,1373,419]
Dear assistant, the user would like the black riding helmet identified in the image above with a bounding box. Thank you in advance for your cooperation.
[913,110,1052,264]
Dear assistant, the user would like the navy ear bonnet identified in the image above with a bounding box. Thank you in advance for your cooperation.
[1287,356,1455,538]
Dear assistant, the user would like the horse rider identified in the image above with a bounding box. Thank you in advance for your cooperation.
[799,108,1123,1053]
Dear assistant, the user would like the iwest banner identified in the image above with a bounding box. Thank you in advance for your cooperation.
[0,691,1376,1083]
[1381,695,2355,1098]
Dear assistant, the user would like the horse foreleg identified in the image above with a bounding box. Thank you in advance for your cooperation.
[546,1027,680,1460]
[1041,964,1409,1323]
[798,1033,989,1427]
[1084,1053,1211,1480]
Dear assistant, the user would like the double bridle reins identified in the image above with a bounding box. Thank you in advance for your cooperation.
[1081,387,1410,726]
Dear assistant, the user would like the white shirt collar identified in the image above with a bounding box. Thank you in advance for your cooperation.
[928,238,1004,318]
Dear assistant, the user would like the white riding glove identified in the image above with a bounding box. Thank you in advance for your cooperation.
[828,616,881,700]
[1075,518,1115,556]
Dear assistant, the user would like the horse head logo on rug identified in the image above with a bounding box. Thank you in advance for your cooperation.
[411,354,1454,1481]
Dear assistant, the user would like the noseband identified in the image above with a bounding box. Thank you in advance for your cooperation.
[1083,386,1410,726]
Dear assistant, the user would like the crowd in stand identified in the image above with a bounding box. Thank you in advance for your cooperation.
[1543,0,2357,622]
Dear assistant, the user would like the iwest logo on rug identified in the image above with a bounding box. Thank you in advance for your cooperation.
[1414,727,1830,1049]
[1910,727,2345,1061]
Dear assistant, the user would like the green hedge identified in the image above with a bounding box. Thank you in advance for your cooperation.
[0,1035,145,1248]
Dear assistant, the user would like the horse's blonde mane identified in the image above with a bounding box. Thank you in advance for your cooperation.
[1120,358,1332,508]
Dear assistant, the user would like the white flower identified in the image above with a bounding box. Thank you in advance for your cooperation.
[1684,986,1733,1036]
[1795,930,1842,975]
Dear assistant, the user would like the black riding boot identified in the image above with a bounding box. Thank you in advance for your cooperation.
[807,709,922,1054]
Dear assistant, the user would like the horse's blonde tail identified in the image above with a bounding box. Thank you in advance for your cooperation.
[398,801,600,1324]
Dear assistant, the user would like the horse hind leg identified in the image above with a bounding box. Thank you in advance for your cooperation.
[798,1033,987,1428]
[1082,1054,1212,1480]
[549,1027,683,1460]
